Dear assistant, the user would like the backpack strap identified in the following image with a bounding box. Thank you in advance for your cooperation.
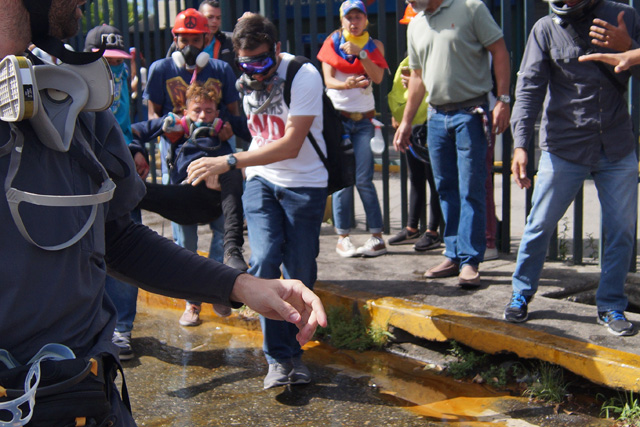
[283,56,329,167]
[553,14,627,94]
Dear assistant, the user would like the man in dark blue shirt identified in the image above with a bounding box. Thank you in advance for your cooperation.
[505,0,640,336]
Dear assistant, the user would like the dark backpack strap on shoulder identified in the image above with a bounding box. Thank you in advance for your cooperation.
[283,56,329,166]
[284,55,311,107]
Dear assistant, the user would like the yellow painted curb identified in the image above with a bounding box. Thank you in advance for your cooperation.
[314,282,640,392]
[138,282,640,391]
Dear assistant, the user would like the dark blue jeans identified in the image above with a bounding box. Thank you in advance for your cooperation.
[427,106,487,267]
[243,176,327,364]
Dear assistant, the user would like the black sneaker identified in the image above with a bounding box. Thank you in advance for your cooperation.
[414,232,441,251]
[597,310,636,336]
[504,292,532,323]
[388,228,421,245]
[224,247,248,271]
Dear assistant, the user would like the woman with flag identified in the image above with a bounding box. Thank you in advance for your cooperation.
[317,0,389,259]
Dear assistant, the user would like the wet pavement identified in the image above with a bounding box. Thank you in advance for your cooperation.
[139,170,640,392]
[124,306,609,427]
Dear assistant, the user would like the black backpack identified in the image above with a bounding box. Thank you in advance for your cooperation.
[284,56,355,194]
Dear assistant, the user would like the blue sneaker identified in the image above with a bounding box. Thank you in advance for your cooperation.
[504,292,532,323]
[597,310,636,337]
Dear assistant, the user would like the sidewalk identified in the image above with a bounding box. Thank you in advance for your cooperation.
[140,171,640,392]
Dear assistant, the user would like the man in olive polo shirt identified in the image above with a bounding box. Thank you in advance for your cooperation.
[393,0,511,287]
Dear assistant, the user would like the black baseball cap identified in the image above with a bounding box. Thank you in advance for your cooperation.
[84,24,132,59]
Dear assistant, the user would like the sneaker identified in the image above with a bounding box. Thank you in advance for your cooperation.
[356,236,387,257]
[388,228,420,245]
[213,304,232,318]
[336,236,357,258]
[179,303,202,327]
[597,310,636,336]
[264,361,292,389]
[289,358,311,385]
[414,232,441,251]
[112,331,134,361]
[484,247,499,261]
[503,292,532,323]
[224,247,248,271]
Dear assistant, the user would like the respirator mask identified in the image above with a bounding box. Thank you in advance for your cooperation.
[0,55,116,251]
[172,46,210,71]
[546,0,602,20]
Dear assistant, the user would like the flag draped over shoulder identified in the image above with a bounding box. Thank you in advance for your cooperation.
[317,29,388,75]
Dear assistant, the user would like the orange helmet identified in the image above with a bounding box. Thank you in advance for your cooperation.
[173,8,210,35]
[399,4,417,24]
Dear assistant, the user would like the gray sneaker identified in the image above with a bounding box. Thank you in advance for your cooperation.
[112,331,134,361]
[597,310,636,336]
[264,361,292,389]
[289,358,311,385]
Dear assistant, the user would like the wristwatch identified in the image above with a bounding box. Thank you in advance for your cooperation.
[497,94,511,104]
[227,154,237,170]
[358,49,368,60]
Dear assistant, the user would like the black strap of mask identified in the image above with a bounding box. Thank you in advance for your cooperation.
[554,13,628,95]
[22,0,104,65]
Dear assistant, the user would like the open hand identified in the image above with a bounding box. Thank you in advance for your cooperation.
[230,275,328,345]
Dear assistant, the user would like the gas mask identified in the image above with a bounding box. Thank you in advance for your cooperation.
[172,46,210,71]
[0,55,116,251]
[235,73,285,114]
[0,54,114,152]
[546,0,602,20]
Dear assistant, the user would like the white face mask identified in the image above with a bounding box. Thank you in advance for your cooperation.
[0,55,114,152]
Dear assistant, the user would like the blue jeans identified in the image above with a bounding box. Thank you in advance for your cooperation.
[243,176,327,364]
[173,215,225,306]
[513,150,637,312]
[105,208,142,333]
[427,106,487,267]
[332,118,383,234]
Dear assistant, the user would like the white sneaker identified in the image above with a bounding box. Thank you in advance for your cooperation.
[336,236,357,258]
[179,303,202,326]
[484,247,499,261]
[112,331,134,361]
[356,236,387,257]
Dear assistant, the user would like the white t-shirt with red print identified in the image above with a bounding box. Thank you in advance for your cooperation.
[244,53,328,188]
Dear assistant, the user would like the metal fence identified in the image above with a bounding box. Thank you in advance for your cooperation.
[68,0,640,266]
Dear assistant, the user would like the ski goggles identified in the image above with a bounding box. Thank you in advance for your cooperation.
[236,51,276,76]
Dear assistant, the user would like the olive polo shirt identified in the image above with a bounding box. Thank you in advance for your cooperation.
[407,0,504,106]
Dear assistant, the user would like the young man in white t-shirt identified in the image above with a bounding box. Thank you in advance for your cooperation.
[186,14,328,389]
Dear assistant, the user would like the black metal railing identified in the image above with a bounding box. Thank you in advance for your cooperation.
[67,0,640,268]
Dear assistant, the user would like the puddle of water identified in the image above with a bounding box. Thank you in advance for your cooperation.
[301,341,532,426]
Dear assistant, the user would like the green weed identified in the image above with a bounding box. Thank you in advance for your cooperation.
[524,361,568,403]
[586,232,599,262]
[600,391,640,425]
[314,306,393,352]
[557,217,571,261]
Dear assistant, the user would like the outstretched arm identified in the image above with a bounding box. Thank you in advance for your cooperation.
[579,48,640,72]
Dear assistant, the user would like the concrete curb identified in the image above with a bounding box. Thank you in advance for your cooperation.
[138,280,640,392]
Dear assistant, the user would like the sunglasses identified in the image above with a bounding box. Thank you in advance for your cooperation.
[236,52,275,76]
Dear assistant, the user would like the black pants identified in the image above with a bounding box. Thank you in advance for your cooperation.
[138,168,244,250]
[407,127,442,232]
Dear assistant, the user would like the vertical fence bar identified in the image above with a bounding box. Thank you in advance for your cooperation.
[573,186,584,264]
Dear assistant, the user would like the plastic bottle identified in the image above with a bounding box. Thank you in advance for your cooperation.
[370,119,385,154]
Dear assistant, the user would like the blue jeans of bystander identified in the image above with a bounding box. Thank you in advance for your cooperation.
[427,106,487,267]
[243,176,327,364]
[105,208,142,333]
[332,118,383,235]
[513,150,637,312]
